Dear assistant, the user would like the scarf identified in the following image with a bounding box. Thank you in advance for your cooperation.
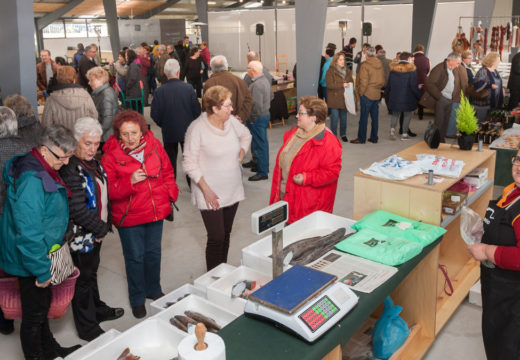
[119,136,146,156]
[335,65,347,79]
[31,147,71,197]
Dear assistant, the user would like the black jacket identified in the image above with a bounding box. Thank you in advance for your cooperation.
[508,52,520,91]
[78,55,97,92]
[125,61,145,99]
[17,115,42,147]
[150,78,201,143]
[384,61,422,112]
[91,83,119,142]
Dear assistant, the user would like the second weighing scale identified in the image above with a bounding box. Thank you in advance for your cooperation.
[244,264,358,342]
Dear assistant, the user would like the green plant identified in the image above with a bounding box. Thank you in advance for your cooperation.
[456,91,479,135]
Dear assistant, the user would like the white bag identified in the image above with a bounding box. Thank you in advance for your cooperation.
[360,155,423,180]
[344,82,356,115]
[415,154,465,178]
[460,206,483,245]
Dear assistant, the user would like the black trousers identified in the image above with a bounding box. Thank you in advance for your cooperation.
[200,203,239,271]
[18,276,60,359]
[508,88,520,111]
[164,142,190,187]
[70,241,109,339]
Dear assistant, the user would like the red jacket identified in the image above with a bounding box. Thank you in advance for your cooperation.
[270,126,342,224]
[101,131,179,227]
[200,48,210,66]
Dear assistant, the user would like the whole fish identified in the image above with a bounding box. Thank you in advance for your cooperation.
[170,317,188,332]
[184,310,221,331]
[117,348,140,360]
[174,315,197,328]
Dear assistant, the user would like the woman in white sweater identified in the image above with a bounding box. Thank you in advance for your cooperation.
[183,85,252,270]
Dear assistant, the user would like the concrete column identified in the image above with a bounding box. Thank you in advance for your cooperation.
[295,0,328,98]
[196,0,209,44]
[103,0,121,61]
[513,0,520,26]
[0,0,37,110]
[411,0,437,56]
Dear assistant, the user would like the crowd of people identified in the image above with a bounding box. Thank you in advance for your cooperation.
[0,32,518,359]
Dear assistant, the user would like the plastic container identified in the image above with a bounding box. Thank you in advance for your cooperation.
[150,283,206,315]
[193,263,236,295]
[79,319,185,360]
[242,211,356,275]
[152,294,237,335]
[65,329,121,360]
[206,265,272,316]
[0,267,80,319]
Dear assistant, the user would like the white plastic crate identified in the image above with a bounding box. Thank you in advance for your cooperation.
[150,283,206,315]
[193,262,236,295]
[206,265,272,316]
[79,319,185,360]
[242,211,356,274]
[152,294,237,335]
[65,329,121,360]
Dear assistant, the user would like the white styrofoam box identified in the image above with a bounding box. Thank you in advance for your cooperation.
[468,280,482,307]
[206,265,272,316]
[152,293,237,335]
[464,168,488,189]
[150,283,206,315]
[65,329,121,360]
[242,211,356,275]
[193,263,237,295]
[79,319,185,360]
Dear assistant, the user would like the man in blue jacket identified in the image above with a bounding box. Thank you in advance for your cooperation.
[151,59,201,185]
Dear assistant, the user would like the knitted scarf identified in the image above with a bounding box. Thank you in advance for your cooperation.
[119,136,146,156]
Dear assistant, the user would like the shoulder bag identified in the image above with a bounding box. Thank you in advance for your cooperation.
[424,121,441,149]
[48,240,75,285]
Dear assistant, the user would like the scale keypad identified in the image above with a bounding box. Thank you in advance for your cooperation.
[298,296,339,332]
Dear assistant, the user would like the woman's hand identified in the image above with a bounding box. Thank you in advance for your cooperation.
[344,83,350,88]
[491,84,498,89]
[467,243,497,262]
[203,187,220,210]
[95,238,104,243]
[293,173,304,185]
[238,148,245,163]
[35,278,51,288]
[131,169,147,185]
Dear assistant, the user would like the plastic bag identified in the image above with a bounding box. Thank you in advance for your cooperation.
[372,296,410,359]
[344,83,356,115]
[360,155,423,181]
[415,154,466,178]
[460,206,483,245]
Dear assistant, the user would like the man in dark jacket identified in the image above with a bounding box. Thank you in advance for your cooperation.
[73,43,84,71]
[413,44,430,120]
[507,51,520,110]
[342,37,357,70]
[151,59,201,182]
[78,44,98,92]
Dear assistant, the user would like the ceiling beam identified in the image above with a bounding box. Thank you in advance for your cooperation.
[226,0,254,9]
[35,0,84,30]
[134,0,182,19]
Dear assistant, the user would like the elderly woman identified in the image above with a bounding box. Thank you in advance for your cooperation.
[125,49,145,113]
[270,97,342,224]
[461,50,475,84]
[471,52,504,124]
[59,117,124,341]
[101,110,178,319]
[4,94,42,146]
[87,66,119,143]
[183,85,252,271]
[325,52,354,142]
[42,65,98,131]
[0,125,81,359]
[467,149,520,359]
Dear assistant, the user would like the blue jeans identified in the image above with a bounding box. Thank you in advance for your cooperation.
[117,220,164,306]
[446,101,460,137]
[358,96,380,143]
[322,88,332,115]
[330,108,347,137]
[247,115,270,176]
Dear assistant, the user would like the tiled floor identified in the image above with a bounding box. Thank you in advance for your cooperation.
[0,105,487,359]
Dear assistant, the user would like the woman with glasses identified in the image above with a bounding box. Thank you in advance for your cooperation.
[0,125,81,359]
[269,96,342,224]
[183,85,252,271]
[471,52,504,124]
[59,117,124,341]
[101,110,178,319]
[467,152,520,359]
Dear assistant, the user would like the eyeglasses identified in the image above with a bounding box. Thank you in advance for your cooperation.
[512,156,520,166]
[221,103,233,108]
[297,111,309,116]
[46,146,73,161]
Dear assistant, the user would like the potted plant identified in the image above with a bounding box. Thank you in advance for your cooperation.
[456,91,479,150]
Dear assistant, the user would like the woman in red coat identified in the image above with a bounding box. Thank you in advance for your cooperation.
[270,97,342,224]
[101,110,178,318]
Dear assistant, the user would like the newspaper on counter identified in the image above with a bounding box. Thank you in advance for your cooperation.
[307,250,398,293]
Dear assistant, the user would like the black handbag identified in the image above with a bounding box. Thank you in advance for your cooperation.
[424,121,441,149]
[165,202,179,222]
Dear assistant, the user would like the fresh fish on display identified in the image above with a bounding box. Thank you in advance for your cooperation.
[117,348,140,360]
[184,310,221,331]
[170,316,188,332]
[163,293,190,308]
[174,314,198,328]
[231,280,257,298]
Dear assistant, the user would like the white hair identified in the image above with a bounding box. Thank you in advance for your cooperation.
[164,59,180,77]
[0,107,18,138]
[447,51,462,61]
[248,60,263,74]
[74,117,103,141]
[210,55,229,73]
[366,46,376,57]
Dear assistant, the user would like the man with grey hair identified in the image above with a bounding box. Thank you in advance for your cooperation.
[351,46,385,144]
[203,55,253,122]
[420,51,468,142]
[78,43,99,92]
[36,49,57,94]
[243,51,274,87]
[151,59,201,183]
[155,44,170,84]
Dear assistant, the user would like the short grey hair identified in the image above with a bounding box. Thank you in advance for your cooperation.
[210,55,229,73]
[377,49,386,57]
[86,66,109,83]
[159,44,166,51]
[366,46,376,57]
[164,59,180,77]
[38,124,77,154]
[73,117,103,141]
[247,51,260,62]
[0,107,18,138]
[4,94,35,118]
[248,60,263,73]
[447,51,462,61]
[85,44,97,53]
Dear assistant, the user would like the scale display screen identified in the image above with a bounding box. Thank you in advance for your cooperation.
[298,295,339,332]
[258,204,287,233]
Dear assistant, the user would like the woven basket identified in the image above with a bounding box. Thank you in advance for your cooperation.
[0,267,80,319]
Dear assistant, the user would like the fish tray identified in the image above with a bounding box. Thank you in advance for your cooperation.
[193,262,237,296]
[78,319,185,360]
[151,293,237,336]
[241,211,356,275]
[65,329,121,360]
[150,283,206,315]
[206,265,272,316]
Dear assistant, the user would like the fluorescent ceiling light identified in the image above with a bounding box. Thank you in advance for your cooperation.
[245,2,262,8]
[208,1,216,4]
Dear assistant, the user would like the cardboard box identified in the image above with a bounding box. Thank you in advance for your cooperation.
[464,167,488,188]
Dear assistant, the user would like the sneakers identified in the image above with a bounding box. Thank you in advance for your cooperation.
[401,134,409,141]
[390,128,396,140]
[407,129,417,137]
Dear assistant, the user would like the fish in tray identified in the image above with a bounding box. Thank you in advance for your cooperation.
[164,293,190,308]
[270,228,348,266]
[169,310,221,333]
[117,348,140,360]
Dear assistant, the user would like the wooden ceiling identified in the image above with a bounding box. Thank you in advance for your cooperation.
[34,0,165,17]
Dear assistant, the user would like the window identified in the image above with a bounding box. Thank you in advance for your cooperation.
[41,19,109,39]
[65,19,87,38]
[87,20,108,38]
[42,21,65,38]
